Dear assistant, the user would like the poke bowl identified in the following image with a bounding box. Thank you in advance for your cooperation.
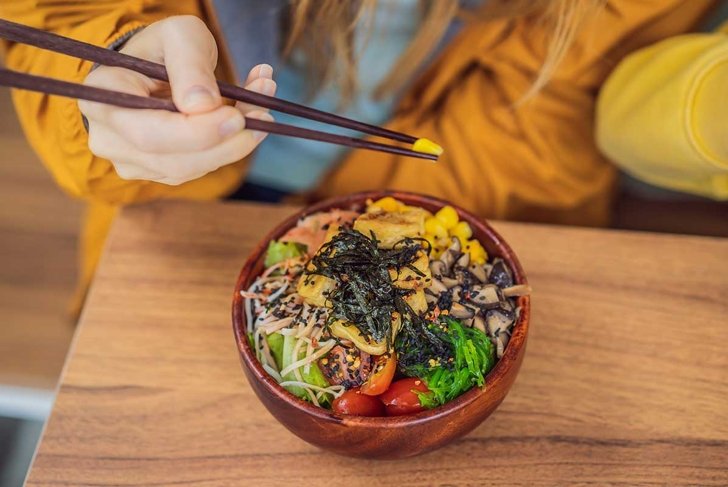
[232,191,531,459]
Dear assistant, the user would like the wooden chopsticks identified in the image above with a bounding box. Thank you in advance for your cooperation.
[0,18,439,161]
[0,67,437,160]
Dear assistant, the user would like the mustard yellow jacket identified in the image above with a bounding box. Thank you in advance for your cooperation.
[0,0,719,309]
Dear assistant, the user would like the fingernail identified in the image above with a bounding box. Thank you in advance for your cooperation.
[262,79,276,96]
[184,86,215,110]
[219,113,245,138]
[257,64,273,79]
[253,130,268,142]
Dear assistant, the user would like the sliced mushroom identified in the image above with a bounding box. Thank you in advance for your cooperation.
[451,286,462,303]
[450,302,475,319]
[495,335,505,359]
[441,250,455,274]
[499,299,515,314]
[502,284,532,297]
[486,308,512,337]
[473,314,486,333]
[429,260,446,277]
[497,331,510,358]
[469,284,502,307]
[429,278,448,295]
[462,317,475,328]
[489,259,513,288]
[441,276,460,288]
[424,292,439,304]
[448,236,461,253]
[455,252,470,269]
[468,264,487,283]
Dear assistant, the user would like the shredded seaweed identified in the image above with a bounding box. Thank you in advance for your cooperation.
[307,227,427,344]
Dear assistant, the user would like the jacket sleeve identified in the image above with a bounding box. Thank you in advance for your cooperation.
[0,1,244,205]
[318,0,719,226]
[596,21,728,200]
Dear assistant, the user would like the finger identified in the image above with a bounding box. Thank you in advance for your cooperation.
[158,16,222,114]
[152,110,275,185]
[90,110,273,185]
[236,64,277,114]
[82,66,247,153]
[105,105,246,153]
[244,63,273,85]
[80,66,153,121]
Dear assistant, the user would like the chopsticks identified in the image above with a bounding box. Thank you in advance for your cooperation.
[0,18,440,161]
[0,67,438,160]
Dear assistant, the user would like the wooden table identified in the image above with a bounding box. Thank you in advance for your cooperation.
[27,201,728,486]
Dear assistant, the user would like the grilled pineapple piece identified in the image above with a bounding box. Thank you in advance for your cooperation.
[389,251,431,290]
[296,273,336,307]
[404,289,428,314]
[353,208,426,249]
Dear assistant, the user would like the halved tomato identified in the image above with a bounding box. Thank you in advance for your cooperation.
[360,353,397,396]
[379,378,430,416]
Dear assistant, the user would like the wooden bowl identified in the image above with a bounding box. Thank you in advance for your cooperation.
[232,191,530,459]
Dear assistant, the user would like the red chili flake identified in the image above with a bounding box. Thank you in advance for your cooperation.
[432,306,441,320]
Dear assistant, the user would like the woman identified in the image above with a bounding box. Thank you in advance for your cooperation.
[0,0,719,309]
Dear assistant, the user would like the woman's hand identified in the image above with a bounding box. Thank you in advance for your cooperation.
[79,16,276,186]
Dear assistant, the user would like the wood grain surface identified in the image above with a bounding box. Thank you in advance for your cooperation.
[0,88,79,389]
[26,200,728,486]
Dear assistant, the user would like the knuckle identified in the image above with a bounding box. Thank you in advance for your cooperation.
[166,15,209,37]
[165,15,217,65]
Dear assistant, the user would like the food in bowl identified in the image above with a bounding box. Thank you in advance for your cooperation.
[240,196,530,417]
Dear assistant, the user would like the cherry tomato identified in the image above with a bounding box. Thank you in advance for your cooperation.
[379,378,430,416]
[360,352,397,396]
[332,388,385,417]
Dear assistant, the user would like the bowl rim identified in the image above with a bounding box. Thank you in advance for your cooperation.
[232,190,530,427]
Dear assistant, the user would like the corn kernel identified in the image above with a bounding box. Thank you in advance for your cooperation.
[459,236,471,250]
[468,240,488,265]
[424,217,448,238]
[435,205,459,230]
[370,196,403,213]
[450,221,472,241]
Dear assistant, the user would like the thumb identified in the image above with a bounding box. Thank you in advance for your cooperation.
[160,16,222,114]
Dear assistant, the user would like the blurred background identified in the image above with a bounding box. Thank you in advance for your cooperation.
[0,88,80,486]
[0,74,726,486]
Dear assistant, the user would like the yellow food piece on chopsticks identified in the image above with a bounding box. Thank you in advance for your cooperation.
[412,138,444,156]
